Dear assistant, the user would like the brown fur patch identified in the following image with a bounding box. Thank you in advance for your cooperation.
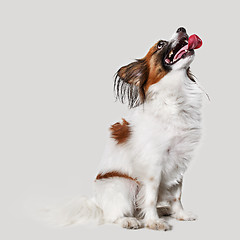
[110,118,131,144]
[144,43,168,92]
[96,171,139,184]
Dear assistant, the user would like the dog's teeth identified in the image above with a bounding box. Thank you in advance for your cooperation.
[169,50,173,57]
[185,40,188,44]
[185,50,188,52]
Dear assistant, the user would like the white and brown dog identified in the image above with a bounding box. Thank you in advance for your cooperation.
[55,27,203,231]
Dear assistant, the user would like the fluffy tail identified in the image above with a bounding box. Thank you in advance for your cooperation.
[43,197,104,227]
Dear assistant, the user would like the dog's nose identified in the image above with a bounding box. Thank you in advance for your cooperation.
[176,27,186,33]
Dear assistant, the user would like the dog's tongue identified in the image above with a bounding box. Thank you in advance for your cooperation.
[173,34,202,61]
[188,34,202,50]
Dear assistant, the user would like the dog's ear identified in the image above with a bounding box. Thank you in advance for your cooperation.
[117,60,148,86]
[114,59,148,108]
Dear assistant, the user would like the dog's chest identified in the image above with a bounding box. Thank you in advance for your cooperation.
[155,84,202,184]
[145,86,201,138]
[131,80,202,182]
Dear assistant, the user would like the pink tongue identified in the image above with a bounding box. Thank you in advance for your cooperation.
[173,34,202,61]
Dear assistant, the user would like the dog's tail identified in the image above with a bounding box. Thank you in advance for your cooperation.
[42,196,104,226]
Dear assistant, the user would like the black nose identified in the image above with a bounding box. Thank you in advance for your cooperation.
[176,27,186,33]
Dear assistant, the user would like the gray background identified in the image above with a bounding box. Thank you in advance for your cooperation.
[1,0,239,239]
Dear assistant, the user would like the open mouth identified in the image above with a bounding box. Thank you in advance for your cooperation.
[165,34,202,65]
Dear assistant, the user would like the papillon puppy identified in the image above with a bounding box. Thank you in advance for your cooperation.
[54,27,203,231]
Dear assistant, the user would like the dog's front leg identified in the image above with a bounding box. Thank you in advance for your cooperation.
[141,170,171,231]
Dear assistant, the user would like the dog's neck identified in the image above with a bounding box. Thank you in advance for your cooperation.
[144,70,187,109]
[131,69,202,122]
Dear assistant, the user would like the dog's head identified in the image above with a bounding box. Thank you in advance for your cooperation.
[114,27,202,108]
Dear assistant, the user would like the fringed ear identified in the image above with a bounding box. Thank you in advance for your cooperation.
[114,59,148,108]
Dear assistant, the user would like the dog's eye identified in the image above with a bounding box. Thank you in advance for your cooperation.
[157,41,165,49]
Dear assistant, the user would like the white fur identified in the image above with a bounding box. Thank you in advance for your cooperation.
[54,32,203,230]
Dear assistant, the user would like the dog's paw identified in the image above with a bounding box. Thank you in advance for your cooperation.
[145,218,171,231]
[172,211,197,221]
[115,217,143,230]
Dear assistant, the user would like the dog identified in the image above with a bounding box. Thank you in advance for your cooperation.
[54,27,203,231]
